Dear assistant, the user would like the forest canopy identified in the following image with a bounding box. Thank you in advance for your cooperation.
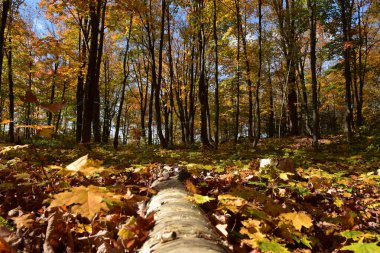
[0,0,378,147]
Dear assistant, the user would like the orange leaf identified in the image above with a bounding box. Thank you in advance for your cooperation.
[39,102,66,113]
[0,119,12,124]
[0,237,12,253]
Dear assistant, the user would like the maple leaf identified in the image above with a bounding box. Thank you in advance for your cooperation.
[19,90,38,103]
[258,241,291,253]
[39,102,66,113]
[341,242,380,253]
[49,185,123,219]
[186,194,215,204]
[0,119,12,124]
[11,213,35,230]
[279,212,313,231]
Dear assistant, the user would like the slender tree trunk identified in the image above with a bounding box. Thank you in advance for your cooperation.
[76,21,86,143]
[189,39,196,144]
[213,0,219,149]
[237,2,253,141]
[234,0,241,143]
[55,81,66,133]
[0,0,11,118]
[7,36,14,142]
[102,57,111,143]
[167,4,175,147]
[154,0,168,148]
[340,0,353,142]
[114,16,132,149]
[253,0,262,147]
[308,0,320,150]
[48,62,58,126]
[268,61,274,137]
[26,53,33,139]
[197,0,211,147]
[356,1,364,127]
[148,63,154,144]
[298,58,312,135]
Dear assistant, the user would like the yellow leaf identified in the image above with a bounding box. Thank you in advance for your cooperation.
[186,194,215,204]
[49,185,123,219]
[279,212,313,231]
[73,224,92,233]
[334,197,344,208]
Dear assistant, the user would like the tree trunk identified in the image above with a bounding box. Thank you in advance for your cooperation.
[114,16,132,149]
[340,0,353,142]
[82,0,100,143]
[76,23,86,143]
[189,39,196,144]
[155,0,168,148]
[55,81,66,133]
[93,0,107,143]
[48,62,58,126]
[213,0,219,149]
[234,0,241,143]
[0,0,11,119]
[197,0,211,148]
[268,60,274,137]
[7,36,14,143]
[308,0,320,150]
[298,58,312,135]
[26,52,33,139]
[356,1,364,127]
[253,0,262,147]
[167,4,175,147]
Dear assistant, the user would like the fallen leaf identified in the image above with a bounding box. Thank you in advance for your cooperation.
[66,155,89,171]
[187,194,215,204]
[279,212,313,231]
[11,213,35,230]
[49,185,123,219]
[259,240,291,253]
[341,242,380,253]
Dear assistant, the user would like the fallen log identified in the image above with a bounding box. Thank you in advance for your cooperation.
[140,177,230,253]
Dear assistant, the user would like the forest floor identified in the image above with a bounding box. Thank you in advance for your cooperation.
[0,135,379,252]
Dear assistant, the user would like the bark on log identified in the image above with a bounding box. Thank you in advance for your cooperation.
[140,177,230,253]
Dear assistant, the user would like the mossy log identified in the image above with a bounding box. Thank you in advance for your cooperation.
[140,177,230,253]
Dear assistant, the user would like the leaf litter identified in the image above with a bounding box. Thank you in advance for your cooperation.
[0,137,379,252]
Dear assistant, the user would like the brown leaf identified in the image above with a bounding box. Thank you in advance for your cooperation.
[0,236,12,253]
[19,90,38,103]
[43,207,66,253]
[39,102,66,113]
[11,213,35,230]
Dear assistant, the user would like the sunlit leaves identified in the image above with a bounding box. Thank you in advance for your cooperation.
[187,194,215,204]
[258,241,291,253]
[279,212,313,231]
[49,185,123,219]
[341,242,380,253]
